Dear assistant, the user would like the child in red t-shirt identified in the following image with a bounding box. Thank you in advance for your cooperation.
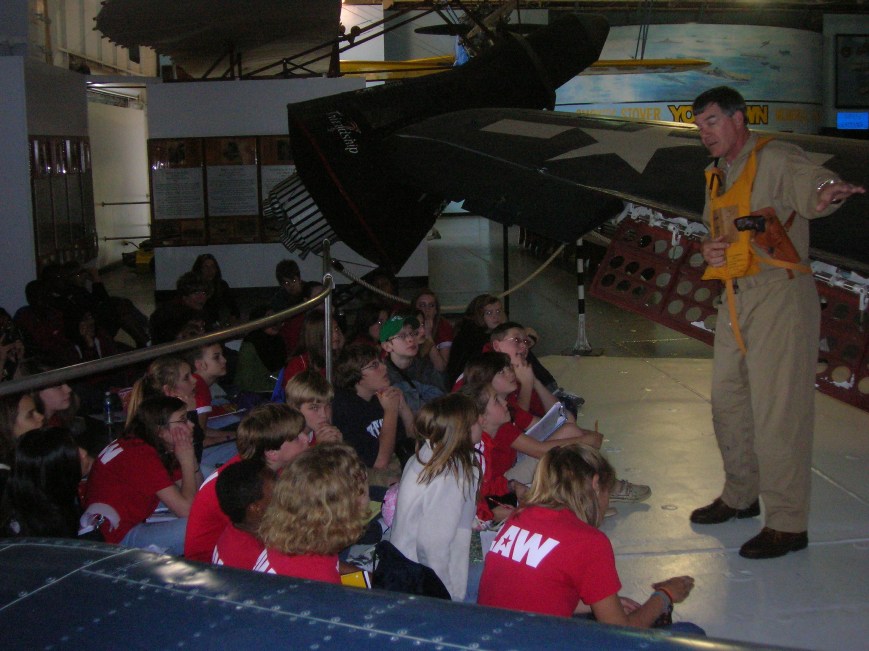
[255,443,369,583]
[184,403,310,562]
[463,351,650,504]
[186,343,228,446]
[478,444,696,625]
[84,396,203,554]
[212,459,275,569]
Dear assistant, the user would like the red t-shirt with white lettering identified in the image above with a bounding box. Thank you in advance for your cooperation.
[477,505,621,617]
[212,525,264,570]
[252,548,341,584]
[84,437,180,544]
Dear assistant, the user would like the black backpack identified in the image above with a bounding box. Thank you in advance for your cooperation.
[371,541,451,600]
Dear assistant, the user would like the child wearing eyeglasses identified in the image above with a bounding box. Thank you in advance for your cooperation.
[380,315,446,414]
[84,396,203,554]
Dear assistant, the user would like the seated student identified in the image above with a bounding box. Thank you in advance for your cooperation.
[84,396,203,554]
[390,394,481,601]
[0,393,46,443]
[380,315,445,413]
[1,392,45,496]
[348,303,389,348]
[212,459,276,569]
[447,294,503,387]
[463,349,597,445]
[150,272,214,344]
[282,311,345,384]
[478,445,697,629]
[412,288,453,373]
[16,359,81,430]
[0,427,84,538]
[488,322,582,423]
[364,267,403,313]
[186,342,230,447]
[461,381,522,524]
[60,308,120,364]
[184,403,309,562]
[464,352,649,504]
[234,305,287,395]
[0,307,26,381]
[61,261,150,348]
[254,442,369,583]
[192,253,240,328]
[284,370,343,445]
[13,279,68,359]
[126,355,208,462]
[59,308,125,414]
[331,344,415,487]
[270,259,306,354]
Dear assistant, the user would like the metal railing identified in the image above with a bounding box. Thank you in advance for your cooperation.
[0,256,336,397]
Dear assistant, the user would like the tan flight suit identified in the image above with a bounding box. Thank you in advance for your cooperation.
[703,133,842,533]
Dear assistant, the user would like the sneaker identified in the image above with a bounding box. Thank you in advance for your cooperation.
[609,479,652,503]
[604,507,618,518]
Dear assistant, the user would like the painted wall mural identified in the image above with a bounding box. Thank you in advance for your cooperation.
[556,24,823,133]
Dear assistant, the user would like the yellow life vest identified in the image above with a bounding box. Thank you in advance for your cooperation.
[701,137,811,353]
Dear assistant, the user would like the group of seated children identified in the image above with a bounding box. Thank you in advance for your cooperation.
[0,269,698,634]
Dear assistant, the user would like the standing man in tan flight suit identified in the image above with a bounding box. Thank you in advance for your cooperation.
[689,86,865,559]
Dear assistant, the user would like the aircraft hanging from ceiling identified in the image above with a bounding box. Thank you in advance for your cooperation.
[93,1,868,410]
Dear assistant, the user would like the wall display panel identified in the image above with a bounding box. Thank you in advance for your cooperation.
[835,34,869,108]
[148,135,303,246]
[149,138,206,245]
[204,136,260,243]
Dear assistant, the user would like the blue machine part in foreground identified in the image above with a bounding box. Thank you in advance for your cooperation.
[0,538,789,650]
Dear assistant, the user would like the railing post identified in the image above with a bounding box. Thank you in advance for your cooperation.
[322,239,333,382]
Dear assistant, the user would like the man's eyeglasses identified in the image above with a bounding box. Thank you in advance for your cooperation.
[389,330,419,343]
[504,336,532,348]
[361,359,384,372]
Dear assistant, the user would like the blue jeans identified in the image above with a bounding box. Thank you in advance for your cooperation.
[121,517,188,555]
[200,441,238,479]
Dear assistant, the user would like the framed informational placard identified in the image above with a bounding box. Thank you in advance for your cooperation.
[204,137,259,219]
[149,138,206,245]
[835,34,869,108]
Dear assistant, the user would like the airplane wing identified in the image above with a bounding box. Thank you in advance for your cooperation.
[340,56,709,82]
[0,538,769,650]
[95,0,342,77]
[384,108,869,271]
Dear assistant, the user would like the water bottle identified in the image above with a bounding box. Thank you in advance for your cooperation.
[103,391,114,430]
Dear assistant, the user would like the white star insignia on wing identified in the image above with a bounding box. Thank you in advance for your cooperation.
[547,127,692,174]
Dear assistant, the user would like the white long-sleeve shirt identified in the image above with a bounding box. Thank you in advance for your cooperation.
[390,442,479,601]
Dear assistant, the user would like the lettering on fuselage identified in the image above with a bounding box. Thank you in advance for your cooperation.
[326,111,361,154]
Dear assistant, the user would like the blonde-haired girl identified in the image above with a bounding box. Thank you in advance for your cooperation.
[478,444,695,626]
[254,443,369,583]
[126,356,196,426]
[390,393,482,601]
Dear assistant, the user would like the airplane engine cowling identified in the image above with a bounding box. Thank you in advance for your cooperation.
[267,14,609,271]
